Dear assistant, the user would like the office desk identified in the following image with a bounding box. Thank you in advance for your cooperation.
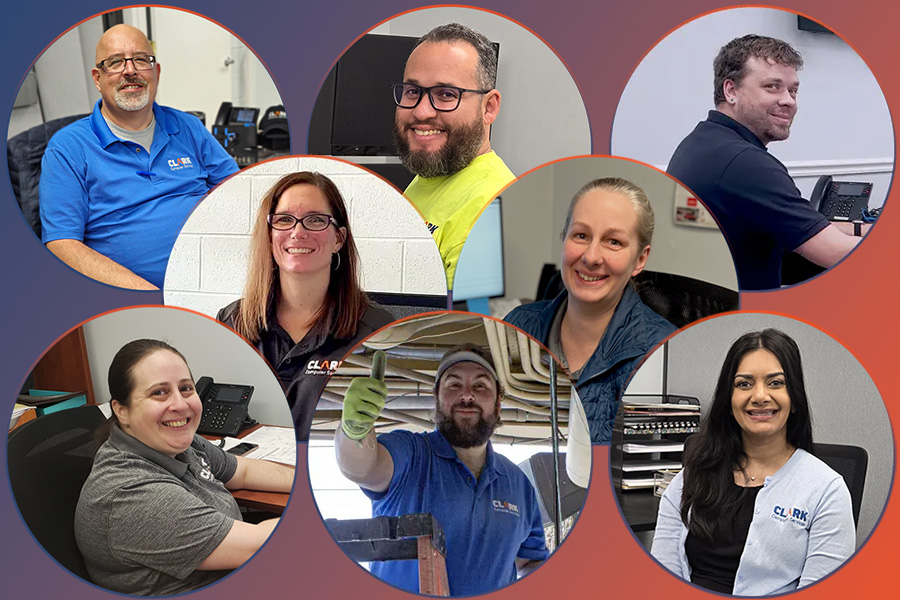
[204,424,295,515]
[231,489,291,513]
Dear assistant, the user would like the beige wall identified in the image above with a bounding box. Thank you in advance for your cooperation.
[496,156,739,303]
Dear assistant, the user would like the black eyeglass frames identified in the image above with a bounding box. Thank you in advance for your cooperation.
[267,213,338,232]
[392,82,491,112]
[96,55,157,74]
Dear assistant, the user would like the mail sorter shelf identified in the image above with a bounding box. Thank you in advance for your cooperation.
[622,421,700,436]
[612,394,701,492]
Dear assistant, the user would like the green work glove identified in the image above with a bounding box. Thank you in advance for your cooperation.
[341,351,388,440]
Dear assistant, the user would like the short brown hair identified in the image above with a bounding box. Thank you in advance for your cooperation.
[414,23,498,90]
[713,35,803,105]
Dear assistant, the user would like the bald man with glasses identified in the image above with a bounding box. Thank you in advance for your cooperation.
[40,24,238,290]
[391,23,513,290]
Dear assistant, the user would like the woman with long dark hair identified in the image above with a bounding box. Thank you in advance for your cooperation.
[217,172,394,439]
[651,329,854,595]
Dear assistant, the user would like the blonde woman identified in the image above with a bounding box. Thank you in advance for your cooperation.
[505,178,676,442]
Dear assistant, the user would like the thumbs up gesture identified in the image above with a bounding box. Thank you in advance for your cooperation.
[340,351,388,440]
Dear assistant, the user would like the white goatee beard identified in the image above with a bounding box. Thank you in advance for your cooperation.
[115,87,150,112]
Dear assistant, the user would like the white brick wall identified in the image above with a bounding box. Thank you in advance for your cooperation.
[164,156,447,317]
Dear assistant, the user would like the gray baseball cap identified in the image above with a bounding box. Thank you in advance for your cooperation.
[434,349,500,387]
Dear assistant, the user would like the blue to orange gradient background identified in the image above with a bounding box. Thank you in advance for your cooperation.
[0,1,895,598]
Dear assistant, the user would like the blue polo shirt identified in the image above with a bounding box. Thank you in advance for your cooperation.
[362,430,549,595]
[40,101,238,287]
[667,111,828,291]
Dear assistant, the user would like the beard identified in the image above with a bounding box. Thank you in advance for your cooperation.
[392,115,485,178]
[114,76,151,112]
[434,400,500,448]
[735,105,792,145]
[762,122,791,143]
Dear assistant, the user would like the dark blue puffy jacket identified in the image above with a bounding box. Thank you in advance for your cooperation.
[504,286,676,443]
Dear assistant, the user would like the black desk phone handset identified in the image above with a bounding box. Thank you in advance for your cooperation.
[196,376,254,437]
[810,175,873,222]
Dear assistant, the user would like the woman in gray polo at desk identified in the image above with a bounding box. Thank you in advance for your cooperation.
[75,339,293,596]
[650,329,855,595]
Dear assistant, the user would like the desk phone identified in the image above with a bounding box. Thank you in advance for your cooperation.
[196,377,254,437]
[212,102,260,166]
[811,175,873,222]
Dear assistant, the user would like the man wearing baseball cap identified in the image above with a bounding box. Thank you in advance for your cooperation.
[335,344,548,595]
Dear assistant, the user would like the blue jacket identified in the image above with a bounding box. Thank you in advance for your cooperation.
[504,287,676,443]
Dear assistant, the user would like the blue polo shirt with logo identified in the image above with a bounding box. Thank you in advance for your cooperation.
[40,101,238,287]
[362,429,549,595]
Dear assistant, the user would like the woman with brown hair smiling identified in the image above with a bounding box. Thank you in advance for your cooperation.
[75,339,293,595]
[217,172,394,439]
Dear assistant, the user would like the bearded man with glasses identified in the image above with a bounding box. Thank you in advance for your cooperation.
[391,23,513,290]
[40,24,238,290]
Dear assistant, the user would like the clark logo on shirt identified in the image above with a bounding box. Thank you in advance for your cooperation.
[198,457,214,481]
[306,359,342,376]
[772,504,810,527]
[168,157,194,170]
[492,499,520,516]
[425,221,438,234]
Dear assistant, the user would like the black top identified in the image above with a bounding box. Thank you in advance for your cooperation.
[218,298,394,440]
[685,483,762,593]
[667,111,829,291]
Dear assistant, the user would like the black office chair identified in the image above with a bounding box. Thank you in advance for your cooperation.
[632,271,739,328]
[367,292,449,321]
[7,404,106,581]
[535,263,561,304]
[7,113,90,238]
[535,266,739,329]
[812,443,868,528]
[781,251,827,287]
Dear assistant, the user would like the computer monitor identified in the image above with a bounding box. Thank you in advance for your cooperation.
[309,34,417,157]
[452,198,505,303]
[309,34,500,158]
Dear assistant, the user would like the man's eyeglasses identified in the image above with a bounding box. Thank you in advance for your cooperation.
[392,83,491,112]
[96,55,157,74]
[267,213,338,232]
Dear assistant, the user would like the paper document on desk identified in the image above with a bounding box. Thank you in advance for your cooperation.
[621,441,684,453]
[10,404,32,430]
[222,427,297,466]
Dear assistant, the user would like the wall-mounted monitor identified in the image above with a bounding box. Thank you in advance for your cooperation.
[452,197,504,302]
[797,16,834,34]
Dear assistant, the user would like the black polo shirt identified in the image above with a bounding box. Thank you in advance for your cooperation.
[218,300,394,440]
[667,111,829,290]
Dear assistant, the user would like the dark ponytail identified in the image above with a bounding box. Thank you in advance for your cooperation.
[96,339,190,442]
